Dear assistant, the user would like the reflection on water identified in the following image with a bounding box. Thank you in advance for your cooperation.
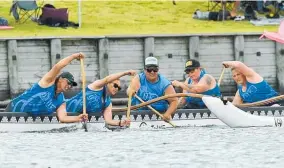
[0,127,284,168]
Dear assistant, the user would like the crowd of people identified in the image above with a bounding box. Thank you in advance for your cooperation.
[193,0,284,21]
[5,52,280,127]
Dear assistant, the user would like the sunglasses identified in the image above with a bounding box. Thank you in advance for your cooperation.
[65,79,73,87]
[113,83,121,91]
[146,68,158,73]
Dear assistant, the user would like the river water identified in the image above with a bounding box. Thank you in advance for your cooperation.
[0,126,284,168]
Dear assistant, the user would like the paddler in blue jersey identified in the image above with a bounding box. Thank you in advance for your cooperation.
[66,70,136,127]
[127,57,178,121]
[171,59,221,109]
[7,53,87,123]
[222,61,278,105]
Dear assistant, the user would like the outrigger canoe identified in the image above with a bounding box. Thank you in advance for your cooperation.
[202,96,284,128]
[1,103,284,132]
[0,110,225,132]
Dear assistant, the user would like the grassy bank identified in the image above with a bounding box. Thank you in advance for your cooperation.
[0,0,279,37]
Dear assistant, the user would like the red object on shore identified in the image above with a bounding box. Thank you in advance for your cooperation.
[260,21,284,44]
[0,26,14,30]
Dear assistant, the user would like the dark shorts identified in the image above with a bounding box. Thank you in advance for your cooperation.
[183,103,206,109]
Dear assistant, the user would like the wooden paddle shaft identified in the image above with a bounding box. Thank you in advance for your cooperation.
[134,94,176,127]
[113,93,204,112]
[80,59,86,115]
[126,76,134,120]
[237,95,284,107]
[126,94,132,120]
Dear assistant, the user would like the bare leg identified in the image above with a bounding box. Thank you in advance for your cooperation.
[231,0,240,17]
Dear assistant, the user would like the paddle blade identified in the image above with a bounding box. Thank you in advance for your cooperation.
[81,118,88,132]
[82,122,88,132]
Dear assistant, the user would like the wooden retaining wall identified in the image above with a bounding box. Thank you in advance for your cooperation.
[0,33,283,100]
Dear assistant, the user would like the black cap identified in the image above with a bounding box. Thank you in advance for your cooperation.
[184,59,200,72]
[59,72,77,86]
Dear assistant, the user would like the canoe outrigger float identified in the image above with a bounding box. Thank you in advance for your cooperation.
[202,96,284,128]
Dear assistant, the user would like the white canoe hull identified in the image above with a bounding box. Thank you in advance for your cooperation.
[0,119,225,133]
[202,96,284,128]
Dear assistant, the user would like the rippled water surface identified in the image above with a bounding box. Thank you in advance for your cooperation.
[1,126,284,168]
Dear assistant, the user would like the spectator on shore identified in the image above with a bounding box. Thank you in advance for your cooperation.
[193,9,240,21]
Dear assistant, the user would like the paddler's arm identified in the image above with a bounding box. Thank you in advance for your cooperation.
[103,104,130,126]
[90,70,136,90]
[177,79,189,107]
[232,90,243,105]
[163,85,178,120]
[39,53,85,88]
[222,61,262,82]
[172,77,209,93]
[56,103,87,123]
[126,74,140,96]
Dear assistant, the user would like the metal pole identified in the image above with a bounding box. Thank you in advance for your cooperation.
[78,0,82,28]
[222,0,225,21]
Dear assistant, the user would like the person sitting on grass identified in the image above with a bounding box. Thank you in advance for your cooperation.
[193,9,238,21]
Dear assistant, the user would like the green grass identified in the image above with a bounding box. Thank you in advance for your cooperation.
[0,0,279,37]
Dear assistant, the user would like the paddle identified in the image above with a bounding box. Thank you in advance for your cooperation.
[113,93,204,112]
[134,94,176,127]
[237,95,284,107]
[126,75,134,126]
[80,57,88,132]
[218,67,226,87]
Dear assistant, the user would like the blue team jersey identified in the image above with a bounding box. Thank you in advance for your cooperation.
[66,86,111,113]
[132,72,171,112]
[11,83,65,115]
[238,80,278,103]
[186,70,221,108]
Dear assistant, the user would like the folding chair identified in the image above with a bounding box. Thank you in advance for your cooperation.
[10,0,44,23]
[208,0,235,12]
